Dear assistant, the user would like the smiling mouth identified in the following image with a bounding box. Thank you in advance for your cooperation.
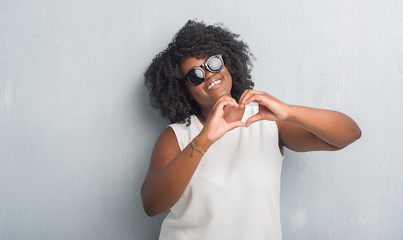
[207,79,222,90]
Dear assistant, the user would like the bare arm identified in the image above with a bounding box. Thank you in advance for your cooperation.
[277,106,361,151]
[141,128,205,216]
[238,90,361,152]
[141,97,245,216]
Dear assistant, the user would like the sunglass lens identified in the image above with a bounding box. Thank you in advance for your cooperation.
[207,56,223,72]
[187,68,205,85]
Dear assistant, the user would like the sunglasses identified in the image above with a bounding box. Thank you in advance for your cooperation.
[184,54,224,86]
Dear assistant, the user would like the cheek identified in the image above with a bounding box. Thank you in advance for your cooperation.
[184,84,199,100]
[189,88,203,100]
[224,70,233,86]
[223,67,232,80]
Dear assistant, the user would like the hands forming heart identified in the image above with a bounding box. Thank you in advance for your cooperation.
[238,89,290,127]
[199,90,291,144]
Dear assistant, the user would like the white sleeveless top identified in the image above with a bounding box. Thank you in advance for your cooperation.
[159,106,284,240]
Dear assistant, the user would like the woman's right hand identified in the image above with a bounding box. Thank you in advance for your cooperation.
[141,96,244,216]
[196,96,245,150]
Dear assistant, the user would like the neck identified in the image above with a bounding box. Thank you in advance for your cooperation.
[196,113,207,124]
[197,105,245,125]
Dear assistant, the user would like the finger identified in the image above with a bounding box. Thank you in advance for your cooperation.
[241,92,266,106]
[238,89,251,105]
[212,99,241,118]
[218,100,239,110]
[245,113,263,127]
[227,120,245,131]
[239,89,263,106]
[239,89,258,106]
[214,96,238,108]
[239,90,265,106]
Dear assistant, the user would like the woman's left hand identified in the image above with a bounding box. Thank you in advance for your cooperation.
[238,89,291,127]
[239,89,361,151]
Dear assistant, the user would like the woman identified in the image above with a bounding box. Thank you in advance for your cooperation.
[141,20,361,240]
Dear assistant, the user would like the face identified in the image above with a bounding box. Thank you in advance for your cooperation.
[179,55,233,111]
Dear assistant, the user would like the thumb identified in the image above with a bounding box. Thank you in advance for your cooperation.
[245,113,263,127]
[227,121,245,131]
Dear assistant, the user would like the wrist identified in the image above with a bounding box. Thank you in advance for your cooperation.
[193,134,213,153]
[283,104,298,122]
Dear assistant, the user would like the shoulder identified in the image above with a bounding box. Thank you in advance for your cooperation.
[168,115,202,151]
[153,126,179,153]
[168,115,200,136]
[169,118,191,133]
[153,118,193,153]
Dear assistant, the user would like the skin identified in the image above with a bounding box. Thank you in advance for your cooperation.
[141,56,362,216]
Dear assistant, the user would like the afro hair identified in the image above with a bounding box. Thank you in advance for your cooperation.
[145,20,254,124]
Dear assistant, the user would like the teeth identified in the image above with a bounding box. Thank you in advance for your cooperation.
[207,80,221,89]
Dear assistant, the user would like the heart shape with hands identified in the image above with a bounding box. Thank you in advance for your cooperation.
[239,89,289,127]
[201,90,290,143]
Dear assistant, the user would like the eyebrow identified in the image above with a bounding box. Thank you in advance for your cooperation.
[181,56,209,74]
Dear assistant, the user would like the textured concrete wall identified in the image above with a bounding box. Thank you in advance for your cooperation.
[1,0,402,239]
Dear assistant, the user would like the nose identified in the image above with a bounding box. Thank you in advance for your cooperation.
[204,67,215,80]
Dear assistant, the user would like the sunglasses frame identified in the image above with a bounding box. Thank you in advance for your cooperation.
[185,54,224,86]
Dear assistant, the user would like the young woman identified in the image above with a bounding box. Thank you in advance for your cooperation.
[142,20,361,240]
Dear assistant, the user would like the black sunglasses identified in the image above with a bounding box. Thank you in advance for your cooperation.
[184,54,224,86]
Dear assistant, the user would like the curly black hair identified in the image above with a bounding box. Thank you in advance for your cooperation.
[145,20,254,124]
